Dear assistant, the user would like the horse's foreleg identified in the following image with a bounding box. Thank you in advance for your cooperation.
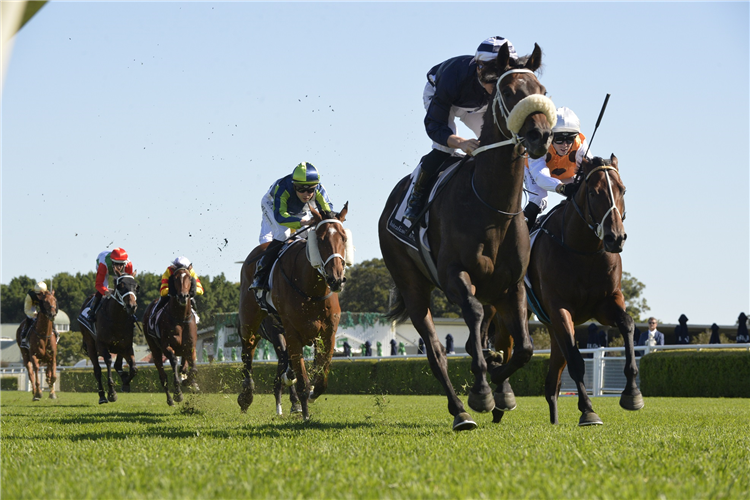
[100,345,117,403]
[152,350,173,406]
[444,270,493,414]
[598,297,644,411]
[86,338,107,404]
[238,313,265,413]
[489,282,533,390]
[287,336,311,421]
[310,329,335,402]
[488,316,517,415]
[545,335,566,424]
[164,348,182,403]
[47,358,58,399]
[184,346,199,392]
[124,350,137,392]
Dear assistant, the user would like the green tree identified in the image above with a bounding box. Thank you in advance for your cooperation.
[49,272,96,331]
[195,273,240,328]
[0,275,36,323]
[621,272,650,322]
[56,331,86,366]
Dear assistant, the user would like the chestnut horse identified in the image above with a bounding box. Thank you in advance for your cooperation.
[80,274,139,404]
[143,266,199,406]
[16,290,58,400]
[490,155,643,426]
[238,204,350,420]
[239,314,302,416]
[378,44,555,430]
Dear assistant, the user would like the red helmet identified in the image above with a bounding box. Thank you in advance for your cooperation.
[110,247,128,263]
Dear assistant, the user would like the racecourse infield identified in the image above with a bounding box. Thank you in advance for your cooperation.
[1,392,748,499]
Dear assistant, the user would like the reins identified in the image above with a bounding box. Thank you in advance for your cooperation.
[570,165,621,241]
[282,241,334,302]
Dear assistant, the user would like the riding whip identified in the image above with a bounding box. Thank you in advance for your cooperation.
[584,93,610,158]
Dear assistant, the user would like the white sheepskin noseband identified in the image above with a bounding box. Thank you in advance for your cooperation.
[507,94,557,134]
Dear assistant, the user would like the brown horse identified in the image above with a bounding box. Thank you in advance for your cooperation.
[238,204,350,420]
[490,155,643,426]
[16,290,58,400]
[142,267,199,406]
[378,43,555,430]
[80,274,139,404]
[239,314,302,416]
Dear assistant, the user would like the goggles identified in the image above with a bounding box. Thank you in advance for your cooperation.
[553,133,577,145]
[294,184,318,194]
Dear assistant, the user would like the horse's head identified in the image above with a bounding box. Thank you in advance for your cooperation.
[483,43,555,159]
[170,267,193,306]
[308,202,351,293]
[37,290,58,320]
[113,274,139,315]
[575,154,627,253]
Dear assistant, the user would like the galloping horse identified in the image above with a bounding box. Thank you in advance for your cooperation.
[238,314,302,416]
[16,290,58,400]
[490,155,643,425]
[143,267,199,406]
[80,274,139,404]
[238,204,350,420]
[378,43,555,430]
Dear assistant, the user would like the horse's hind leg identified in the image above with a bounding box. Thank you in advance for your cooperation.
[114,354,129,392]
[286,334,312,421]
[545,335,566,424]
[309,329,334,402]
[47,360,58,399]
[100,346,117,403]
[153,350,173,406]
[86,338,107,404]
[488,316,517,422]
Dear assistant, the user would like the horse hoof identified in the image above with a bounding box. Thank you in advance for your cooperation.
[108,393,117,403]
[99,397,108,405]
[308,391,317,403]
[579,411,603,426]
[491,408,505,424]
[452,412,477,431]
[291,402,302,414]
[468,390,495,413]
[493,391,517,411]
[620,393,645,411]
[167,399,175,407]
[32,395,41,402]
[237,391,253,412]
[190,384,200,393]
[122,384,131,393]
[49,393,57,400]
[276,404,283,416]
[174,393,184,403]
[281,372,297,387]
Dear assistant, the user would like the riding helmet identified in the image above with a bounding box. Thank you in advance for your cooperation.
[110,247,128,263]
[552,107,581,135]
[292,162,321,185]
[475,36,516,62]
[34,282,47,293]
[173,256,191,269]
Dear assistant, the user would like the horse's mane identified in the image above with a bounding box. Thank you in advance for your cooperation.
[567,156,610,199]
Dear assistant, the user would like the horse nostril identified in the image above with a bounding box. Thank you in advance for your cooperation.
[526,130,541,142]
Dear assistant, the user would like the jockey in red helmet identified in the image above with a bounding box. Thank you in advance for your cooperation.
[87,247,134,323]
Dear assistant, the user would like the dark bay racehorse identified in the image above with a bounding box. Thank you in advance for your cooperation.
[80,274,139,404]
[16,290,58,400]
[239,314,302,416]
[378,43,555,430]
[238,204,350,420]
[143,266,199,406]
[489,155,643,425]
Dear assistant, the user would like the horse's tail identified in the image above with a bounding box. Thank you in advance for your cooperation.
[384,287,410,324]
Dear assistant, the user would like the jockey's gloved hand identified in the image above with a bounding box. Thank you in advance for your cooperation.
[556,183,577,198]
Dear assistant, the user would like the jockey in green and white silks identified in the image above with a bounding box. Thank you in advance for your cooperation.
[251,162,334,291]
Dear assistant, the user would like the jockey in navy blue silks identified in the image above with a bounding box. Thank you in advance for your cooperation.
[404,36,517,221]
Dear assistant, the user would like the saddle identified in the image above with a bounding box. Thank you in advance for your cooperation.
[77,296,99,339]
[146,300,200,340]
[254,238,302,314]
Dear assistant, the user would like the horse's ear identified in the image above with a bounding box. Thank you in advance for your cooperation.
[337,202,349,222]
[309,206,322,225]
[51,290,55,296]
[525,43,543,72]
[495,42,511,70]
[132,269,138,277]
[610,154,618,169]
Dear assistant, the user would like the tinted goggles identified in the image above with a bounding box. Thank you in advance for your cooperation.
[294,184,318,194]
[553,134,576,145]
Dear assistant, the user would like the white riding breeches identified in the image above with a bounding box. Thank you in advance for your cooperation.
[423,82,487,154]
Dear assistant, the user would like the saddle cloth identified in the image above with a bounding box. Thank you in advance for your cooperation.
[523,205,563,325]
[146,302,200,340]
[77,296,97,339]
[385,157,465,251]
[255,237,303,314]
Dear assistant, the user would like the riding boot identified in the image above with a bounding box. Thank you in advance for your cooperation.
[87,293,102,323]
[250,240,284,291]
[20,320,31,350]
[524,202,541,231]
[404,149,452,221]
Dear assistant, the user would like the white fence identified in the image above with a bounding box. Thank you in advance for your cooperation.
[2,343,747,393]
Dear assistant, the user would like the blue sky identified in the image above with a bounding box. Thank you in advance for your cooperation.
[2,1,748,326]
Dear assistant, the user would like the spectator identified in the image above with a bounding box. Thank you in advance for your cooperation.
[390,339,398,356]
[364,340,372,357]
[709,323,721,344]
[736,312,749,343]
[445,334,455,354]
[417,337,425,355]
[376,341,383,357]
[343,339,351,357]
[675,314,690,344]
[639,317,665,348]
[634,326,643,357]
[598,329,609,348]
[585,323,600,358]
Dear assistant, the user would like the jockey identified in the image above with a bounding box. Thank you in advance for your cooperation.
[250,162,334,291]
[20,282,55,349]
[523,107,593,230]
[154,256,204,312]
[404,36,516,220]
[87,247,133,323]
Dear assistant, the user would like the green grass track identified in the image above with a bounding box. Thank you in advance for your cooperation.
[2,392,749,499]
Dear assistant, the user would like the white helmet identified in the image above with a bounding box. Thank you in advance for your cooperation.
[34,281,48,293]
[172,256,191,269]
[552,107,581,134]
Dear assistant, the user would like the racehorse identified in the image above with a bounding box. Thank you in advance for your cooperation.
[378,43,556,430]
[80,274,139,404]
[239,314,302,416]
[238,204,350,420]
[142,266,199,406]
[16,290,58,400]
[489,155,643,426]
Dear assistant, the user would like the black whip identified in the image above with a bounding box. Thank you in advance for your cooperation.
[584,93,610,158]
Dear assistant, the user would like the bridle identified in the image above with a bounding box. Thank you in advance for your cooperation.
[111,275,138,308]
[305,219,349,281]
[570,164,624,241]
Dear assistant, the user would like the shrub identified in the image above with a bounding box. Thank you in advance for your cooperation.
[1,377,19,391]
[640,350,750,397]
